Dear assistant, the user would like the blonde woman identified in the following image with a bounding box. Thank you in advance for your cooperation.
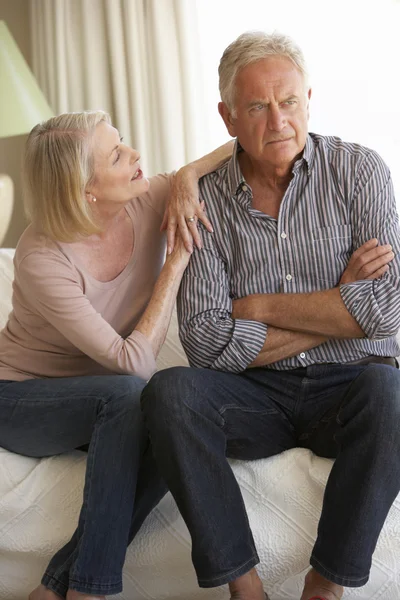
[0,111,231,600]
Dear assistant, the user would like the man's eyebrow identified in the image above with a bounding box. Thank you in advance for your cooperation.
[251,99,267,104]
[247,94,300,108]
[247,99,268,107]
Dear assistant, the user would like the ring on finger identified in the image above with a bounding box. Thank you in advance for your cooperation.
[186,215,196,223]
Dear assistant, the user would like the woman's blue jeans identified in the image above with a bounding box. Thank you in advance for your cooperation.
[142,363,400,589]
[0,375,167,597]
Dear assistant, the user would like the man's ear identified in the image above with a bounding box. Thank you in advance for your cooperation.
[218,102,237,138]
[306,88,312,120]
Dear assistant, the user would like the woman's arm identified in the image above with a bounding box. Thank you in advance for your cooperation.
[163,141,234,253]
[17,242,190,381]
[134,235,190,357]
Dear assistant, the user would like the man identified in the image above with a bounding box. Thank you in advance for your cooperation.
[142,32,400,600]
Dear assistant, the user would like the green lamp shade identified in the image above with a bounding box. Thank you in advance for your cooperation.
[0,20,53,138]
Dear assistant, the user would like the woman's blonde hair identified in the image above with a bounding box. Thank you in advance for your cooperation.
[23,110,111,242]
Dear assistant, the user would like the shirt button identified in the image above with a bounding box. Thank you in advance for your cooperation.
[280,232,287,239]
[242,184,248,192]
[300,352,306,359]
[286,274,292,281]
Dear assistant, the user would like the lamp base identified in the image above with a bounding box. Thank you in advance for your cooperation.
[0,174,14,246]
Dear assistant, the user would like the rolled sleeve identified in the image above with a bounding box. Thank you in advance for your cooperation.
[342,151,400,340]
[177,227,267,372]
[340,280,387,339]
[340,276,400,340]
[210,318,268,372]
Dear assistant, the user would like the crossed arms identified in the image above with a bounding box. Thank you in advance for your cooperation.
[233,240,395,366]
[178,235,400,371]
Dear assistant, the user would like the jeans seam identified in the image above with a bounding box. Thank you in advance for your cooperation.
[198,553,259,585]
[69,402,106,581]
[311,554,369,584]
[42,572,68,597]
[336,364,372,426]
[50,544,78,584]
[69,576,122,588]
[43,572,66,586]
[219,404,278,416]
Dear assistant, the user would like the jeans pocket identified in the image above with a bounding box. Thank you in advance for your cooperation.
[221,404,293,460]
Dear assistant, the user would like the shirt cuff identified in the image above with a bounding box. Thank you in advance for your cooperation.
[211,319,268,373]
[339,280,382,339]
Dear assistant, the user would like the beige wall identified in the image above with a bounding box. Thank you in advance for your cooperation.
[0,0,32,247]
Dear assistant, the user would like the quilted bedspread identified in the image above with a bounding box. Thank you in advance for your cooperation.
[0,249,399,600]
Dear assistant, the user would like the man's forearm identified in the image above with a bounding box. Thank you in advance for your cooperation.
[250,326,328,367]
[233,288,364,339]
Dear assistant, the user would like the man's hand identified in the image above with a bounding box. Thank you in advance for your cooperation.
[340,238,394,285]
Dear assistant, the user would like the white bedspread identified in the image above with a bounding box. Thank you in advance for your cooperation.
[0,248,399,600]
[1,446,400,600]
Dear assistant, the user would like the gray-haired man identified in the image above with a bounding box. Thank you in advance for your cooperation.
[143,32,400,600]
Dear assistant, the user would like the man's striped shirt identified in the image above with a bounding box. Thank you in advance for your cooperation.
[178,134,400,373]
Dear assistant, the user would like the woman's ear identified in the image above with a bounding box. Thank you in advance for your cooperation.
[85,191,97,203]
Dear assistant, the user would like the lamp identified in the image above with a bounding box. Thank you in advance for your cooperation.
[0,20,53,245]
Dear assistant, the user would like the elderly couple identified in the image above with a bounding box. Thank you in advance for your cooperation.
[0,31,399,600]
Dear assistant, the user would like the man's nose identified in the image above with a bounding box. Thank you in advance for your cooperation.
[267,106,285,131]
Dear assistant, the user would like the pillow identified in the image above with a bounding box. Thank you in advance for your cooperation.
[156,306,189,371]
[0,249,14,329]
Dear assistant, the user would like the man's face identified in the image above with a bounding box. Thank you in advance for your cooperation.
[219,56,311,172]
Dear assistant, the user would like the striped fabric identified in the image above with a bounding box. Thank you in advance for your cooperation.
[178,133,400,373]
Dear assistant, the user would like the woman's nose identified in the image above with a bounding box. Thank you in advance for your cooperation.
[130,148,140,163]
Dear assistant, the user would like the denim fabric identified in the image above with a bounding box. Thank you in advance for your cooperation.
[142,363,400,588]
[0,375,167,597]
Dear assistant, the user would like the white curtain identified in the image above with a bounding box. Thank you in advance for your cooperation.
[29,0,206,175]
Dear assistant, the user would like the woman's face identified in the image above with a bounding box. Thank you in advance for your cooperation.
[87,121,149,207]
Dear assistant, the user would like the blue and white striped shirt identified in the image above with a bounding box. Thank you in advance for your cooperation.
[178,134,400,373]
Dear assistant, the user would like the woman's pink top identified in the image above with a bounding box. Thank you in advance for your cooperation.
[0,175,170,382]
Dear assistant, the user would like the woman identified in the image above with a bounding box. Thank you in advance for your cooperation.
[0,110,231,600]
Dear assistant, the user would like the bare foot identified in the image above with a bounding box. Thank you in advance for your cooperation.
[229,568,266,600]
[300,568,344,600]
[29,585,63,600]
[66,591,106,600]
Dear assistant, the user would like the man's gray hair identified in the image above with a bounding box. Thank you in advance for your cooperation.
[219,31,308,114]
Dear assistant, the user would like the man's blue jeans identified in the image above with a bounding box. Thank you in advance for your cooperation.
[142,363,400,589]
[0,375,167,597]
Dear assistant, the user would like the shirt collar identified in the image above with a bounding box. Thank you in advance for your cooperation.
[301,134,315,175]
[227,139,246,197]
[227,134,315,197]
